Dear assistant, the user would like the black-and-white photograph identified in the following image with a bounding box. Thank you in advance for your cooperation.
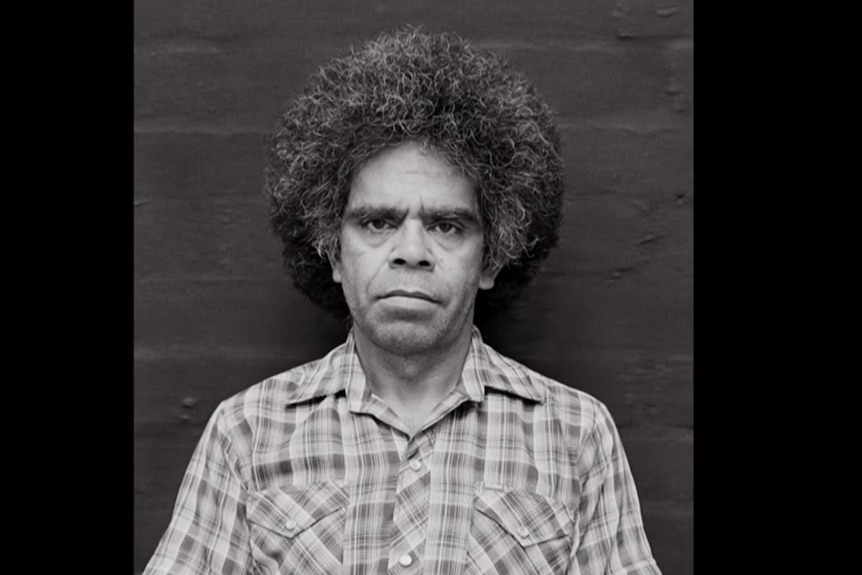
[134,2,692,573]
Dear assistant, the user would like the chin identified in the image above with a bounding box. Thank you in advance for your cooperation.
[368,321,443,353]
[350,300,476,355]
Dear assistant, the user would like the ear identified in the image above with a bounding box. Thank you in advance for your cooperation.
[478,262,502,291]
[329,253,343,284]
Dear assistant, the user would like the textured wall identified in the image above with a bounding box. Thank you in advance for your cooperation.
[134,1,693,573]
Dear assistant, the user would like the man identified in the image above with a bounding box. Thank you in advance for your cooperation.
[144,28,661,574]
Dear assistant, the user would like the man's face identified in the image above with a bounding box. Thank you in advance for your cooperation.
[332,141,498,355]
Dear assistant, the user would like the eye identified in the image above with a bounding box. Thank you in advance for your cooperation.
[430,221,461,235]
[364,219,394,232]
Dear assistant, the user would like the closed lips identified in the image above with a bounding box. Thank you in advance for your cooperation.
[383,290,436,302]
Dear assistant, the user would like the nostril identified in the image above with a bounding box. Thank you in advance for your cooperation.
[391,257,432,268]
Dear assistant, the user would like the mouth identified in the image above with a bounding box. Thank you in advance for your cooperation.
[381,290,437,303]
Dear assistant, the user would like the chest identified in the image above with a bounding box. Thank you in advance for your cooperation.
[243,396,581,574]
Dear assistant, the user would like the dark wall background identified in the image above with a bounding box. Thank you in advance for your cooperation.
[134,1,693,573]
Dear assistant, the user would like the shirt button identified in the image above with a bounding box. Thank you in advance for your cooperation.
[517,525,530,539]
[408,459,422,471]
[398,553,413,567]
[284,518,297,530]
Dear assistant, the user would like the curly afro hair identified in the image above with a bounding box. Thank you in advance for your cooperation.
[265,28,564,321]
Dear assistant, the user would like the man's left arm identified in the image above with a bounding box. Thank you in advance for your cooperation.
[568,401,662,575]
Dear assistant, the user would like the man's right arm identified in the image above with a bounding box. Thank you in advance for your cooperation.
[143,404,254,575]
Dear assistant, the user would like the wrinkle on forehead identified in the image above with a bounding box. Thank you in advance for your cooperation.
[350,140,474,186]
[347,142,478,213]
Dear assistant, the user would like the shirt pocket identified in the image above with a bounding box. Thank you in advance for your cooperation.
[468,484,575,575]
[246,480,349,575]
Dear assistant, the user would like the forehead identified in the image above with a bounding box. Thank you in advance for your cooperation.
[348,142,477,210]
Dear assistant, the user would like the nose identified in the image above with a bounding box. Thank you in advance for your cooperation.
[389,221,434,270]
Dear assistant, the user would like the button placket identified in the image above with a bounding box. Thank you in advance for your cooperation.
[389,430,432,573]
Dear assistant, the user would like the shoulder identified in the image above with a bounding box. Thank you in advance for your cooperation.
[483,342,610,422]
[204,344,346,452]
[219,359,319,420]
[482,342,617,443]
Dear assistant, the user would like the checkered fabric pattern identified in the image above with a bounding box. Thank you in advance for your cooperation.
[143,327,661,574]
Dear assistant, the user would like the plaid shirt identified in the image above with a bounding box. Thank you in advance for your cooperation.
[144,327,661,575]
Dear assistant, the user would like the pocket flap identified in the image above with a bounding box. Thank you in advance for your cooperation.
[474,484,574,547]
[247,480,349,539]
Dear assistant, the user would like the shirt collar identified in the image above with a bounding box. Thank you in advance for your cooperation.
[462,326,544,403]
[284,326,544,408]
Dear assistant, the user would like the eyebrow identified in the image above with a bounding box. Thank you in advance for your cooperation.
[343,205,481,225]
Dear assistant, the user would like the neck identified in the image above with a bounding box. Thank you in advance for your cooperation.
[352,326,474,421]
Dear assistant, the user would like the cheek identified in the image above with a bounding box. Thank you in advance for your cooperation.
[453,245,486,283]
[339,249,386,290]
[442,261,484,300]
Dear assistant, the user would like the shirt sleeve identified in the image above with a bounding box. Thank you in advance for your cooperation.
[568,401,662,575]
[143,403,254,575]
